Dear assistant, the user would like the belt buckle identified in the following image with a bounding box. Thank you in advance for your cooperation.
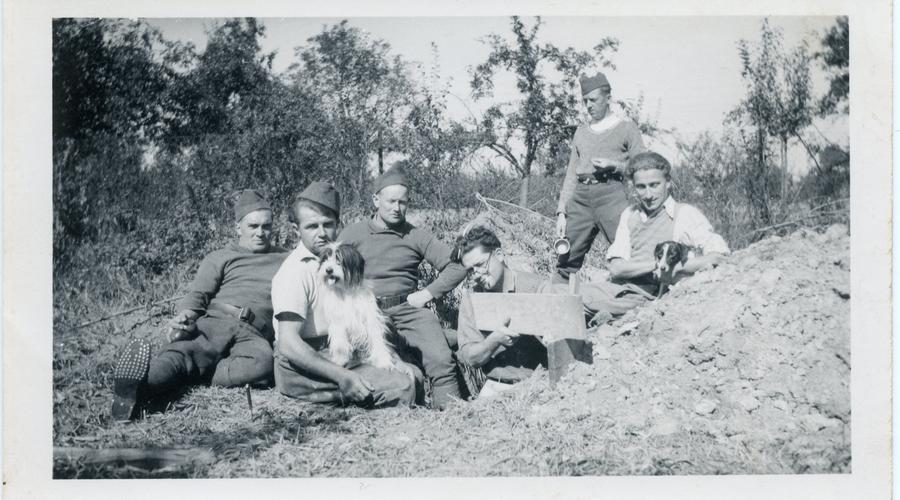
[238,306,254,324]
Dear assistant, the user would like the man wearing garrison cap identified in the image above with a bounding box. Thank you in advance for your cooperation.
[554,71,647,283]
[270,181,418,408]
[111,190,288,421]
[340,167,469,409]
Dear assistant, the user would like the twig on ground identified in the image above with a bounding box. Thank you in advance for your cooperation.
[54,446,216,470]
[77,296,184,329]
[475,193,553,223]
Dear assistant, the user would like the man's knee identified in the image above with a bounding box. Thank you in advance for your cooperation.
[212,350,274,387]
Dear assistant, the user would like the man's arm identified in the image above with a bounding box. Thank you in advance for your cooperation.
[276,314,373,402]
[556,128,582,217]
[605,208,634,263]
[607,256,656,281]
[674,204,730,276]
[177,251,225,313]
[417,231,469,301]
[456,294,518,368]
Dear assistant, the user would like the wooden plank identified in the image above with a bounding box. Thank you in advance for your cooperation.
[548,338,593,385]
[469,293,586,341]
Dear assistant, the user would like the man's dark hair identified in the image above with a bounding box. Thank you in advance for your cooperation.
[289,197,338,225]
[451,225,501,262]
[626,151,672,180]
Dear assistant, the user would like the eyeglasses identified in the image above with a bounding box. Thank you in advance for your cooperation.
[472,249,494,272]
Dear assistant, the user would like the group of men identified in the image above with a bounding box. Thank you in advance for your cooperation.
[110,71,730,421]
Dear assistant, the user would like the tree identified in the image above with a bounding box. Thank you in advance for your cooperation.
[817,16,849,116]
[389,44,478,208]
[731,19,814,202]
[167,18,275,144]
[52,18,192,258]
[469,16,618,206]
[289,21,414,204]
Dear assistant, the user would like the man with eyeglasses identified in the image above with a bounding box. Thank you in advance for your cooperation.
[452,225,562,392]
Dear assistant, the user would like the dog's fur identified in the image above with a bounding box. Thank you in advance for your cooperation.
[653,240,693,298]
[316,242,411,376]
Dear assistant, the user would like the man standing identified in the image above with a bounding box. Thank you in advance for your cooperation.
[272,182,416,408]
[555,72,647,283]
[111,190,287,421]
[340,167,468,409]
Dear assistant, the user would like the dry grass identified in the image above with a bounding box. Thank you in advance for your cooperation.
[52,206,849,479]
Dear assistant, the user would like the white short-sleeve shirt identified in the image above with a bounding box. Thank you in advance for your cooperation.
[271,243,329,342]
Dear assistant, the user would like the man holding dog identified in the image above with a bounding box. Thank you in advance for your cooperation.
[271,182,416,408]
[340,167,468,409]
[555,71,647,283]
[112,190,288,421]
[585,151,730,319]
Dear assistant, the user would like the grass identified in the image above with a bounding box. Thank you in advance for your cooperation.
[52,204,850,478]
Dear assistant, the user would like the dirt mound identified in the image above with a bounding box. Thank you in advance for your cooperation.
[526,224,850,473]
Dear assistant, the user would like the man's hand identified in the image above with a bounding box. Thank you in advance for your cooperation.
[556,213,567,239]
[338,372,374,402]
[491,317,521,348]
[406,289,434,308]
[167,310,200,342]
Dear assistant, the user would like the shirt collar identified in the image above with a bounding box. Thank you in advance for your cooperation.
[367,215,411,235]
[588,113,621,134]
[638,195,676,222]
[292,242,319,262]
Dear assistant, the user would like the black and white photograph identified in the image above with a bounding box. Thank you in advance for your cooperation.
[2,0,892,498]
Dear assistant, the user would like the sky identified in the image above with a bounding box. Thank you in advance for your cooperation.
[148,16,847,175]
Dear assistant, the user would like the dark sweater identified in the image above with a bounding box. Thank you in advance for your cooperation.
[339,217,468,299]
[178,243,288,330]
[557,117,646,215]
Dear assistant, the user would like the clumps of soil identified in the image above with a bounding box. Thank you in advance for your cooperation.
[522,224,851,473]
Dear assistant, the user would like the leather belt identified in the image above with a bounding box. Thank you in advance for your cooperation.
[376,293,408,310]
[577,172,623,184]
[206,302,268,334]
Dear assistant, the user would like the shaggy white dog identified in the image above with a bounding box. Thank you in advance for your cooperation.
[316,242,414,379]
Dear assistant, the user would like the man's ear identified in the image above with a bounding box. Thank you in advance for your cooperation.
[372,192,379,208]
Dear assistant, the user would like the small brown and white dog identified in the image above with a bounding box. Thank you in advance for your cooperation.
[653,240,694,298]
[316,242,413,378]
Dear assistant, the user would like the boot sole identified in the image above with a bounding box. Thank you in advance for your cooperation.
[111,339,151,421]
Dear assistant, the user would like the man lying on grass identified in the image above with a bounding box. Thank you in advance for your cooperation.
[111,190,288,421]
[271,182,418,408]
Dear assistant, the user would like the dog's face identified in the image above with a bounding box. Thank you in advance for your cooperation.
[317,242,365,290]
[654,241,689,275]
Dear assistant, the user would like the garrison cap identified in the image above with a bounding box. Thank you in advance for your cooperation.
[234,189,272,223]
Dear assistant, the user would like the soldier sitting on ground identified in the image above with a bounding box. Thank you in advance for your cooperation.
[111,190,288,421]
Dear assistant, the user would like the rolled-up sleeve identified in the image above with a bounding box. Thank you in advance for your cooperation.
[606,208,634,261]
[676,205,731,255]
[420,231,468,299]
